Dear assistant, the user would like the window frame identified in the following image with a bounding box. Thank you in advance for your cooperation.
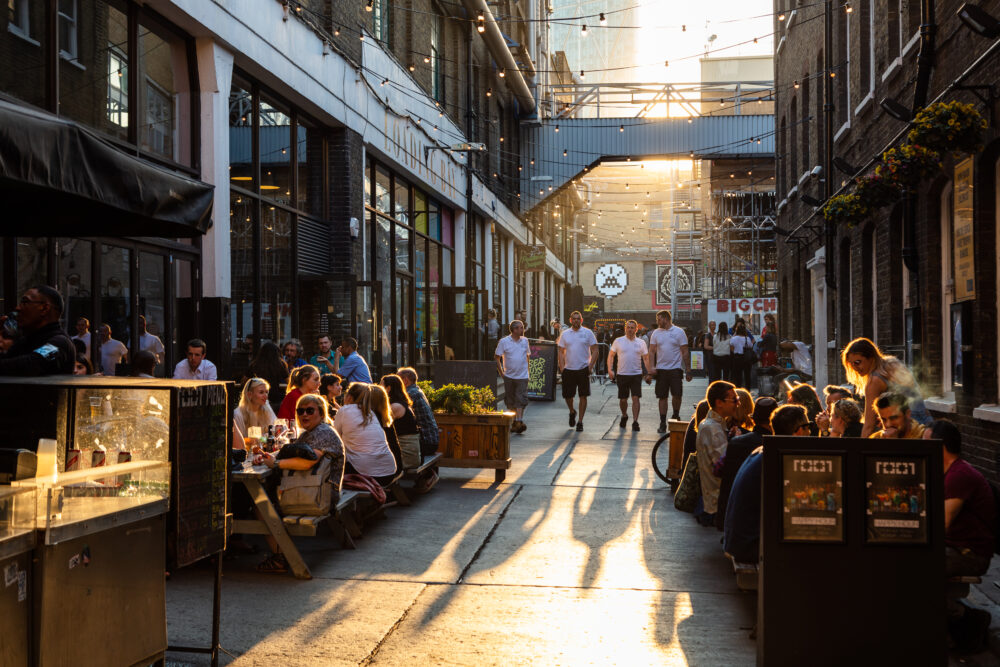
[57,0,78,61]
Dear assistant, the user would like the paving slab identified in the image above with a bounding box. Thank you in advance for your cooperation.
[369,583,756,666]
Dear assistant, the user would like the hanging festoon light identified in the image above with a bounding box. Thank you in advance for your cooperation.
[664,60,669,67]
[793,80,800,89]
[778,12,786,20]
[599,12,607,25]
[563,149,568,156]
[580,69,585,79]
[555,124,560,132]
[477,14,485,32]
[366,0,373,11]
[619,124,624,132]
[334,25,341,36]
[486,87,492,97]
[499,67,506,78]
[581,24,588,36]
[844,2,853,12]
[625,183,630,189]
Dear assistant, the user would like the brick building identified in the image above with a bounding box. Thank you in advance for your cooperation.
[0,0,575,380]
[775,0,1000,477]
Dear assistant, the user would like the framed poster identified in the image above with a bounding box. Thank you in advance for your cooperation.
[781,453,845,542]
[865,456,928,545]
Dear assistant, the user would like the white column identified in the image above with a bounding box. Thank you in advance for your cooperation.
[807,247,828,390]
[506,238,515,319]
[195,39,235,298]
[454,211,467,286]
[484,220,494,304]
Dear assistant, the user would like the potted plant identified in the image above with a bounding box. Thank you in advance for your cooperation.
[419,382,514,482]
[854,170,900,209]
[907,100,987,156]
[877,144,942,187]
[822,192,870,228]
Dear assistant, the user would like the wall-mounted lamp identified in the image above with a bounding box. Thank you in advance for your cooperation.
[957,3,1000,38]
[880,96,914,122]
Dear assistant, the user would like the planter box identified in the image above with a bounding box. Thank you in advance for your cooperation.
[435,412,514,483]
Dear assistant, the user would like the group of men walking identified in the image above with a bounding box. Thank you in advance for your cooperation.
[494,309,692,434]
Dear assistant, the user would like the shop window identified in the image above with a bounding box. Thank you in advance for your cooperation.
[144,80,172,157]
[261,207,292,345]
[100,244,131,346]
[394,177,410,225]
[428,200,441,239]
[414,189,428,235]
[16,239,47,300]
[394,223,410,272]
[107,46,128,129]
[1,0,45,107]
[375,167,391,214]
[442,207,453,246]
[296,117,321,216]
[229,190,255,352]
[259,95,292,205]
[57,0,77,60]
[138,14,191,164]
[57,238,92,333]
[229,76,254,187]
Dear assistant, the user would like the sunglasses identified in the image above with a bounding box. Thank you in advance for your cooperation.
[296,407,317,416]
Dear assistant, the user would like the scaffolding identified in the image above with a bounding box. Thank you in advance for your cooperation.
[703,190,777,299]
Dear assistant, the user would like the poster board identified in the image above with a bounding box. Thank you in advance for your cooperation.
[781,453,844,543]
[953,157,975,301]
[527,341,557,401]
[171,383,229,568]
[865,455,928,544]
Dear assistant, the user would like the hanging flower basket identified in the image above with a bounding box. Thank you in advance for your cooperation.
[876,144,942,187]
[854,171,901,209]
[822,192,870,228]
[907,101,987,156]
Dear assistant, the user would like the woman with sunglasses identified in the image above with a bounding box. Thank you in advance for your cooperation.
[277,364,321,420]
[334,383,397,486]
[841,337,931,437]
[256,393,344,573]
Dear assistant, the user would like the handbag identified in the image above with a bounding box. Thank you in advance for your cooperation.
[673,452,701,513]
[278,454,334,516]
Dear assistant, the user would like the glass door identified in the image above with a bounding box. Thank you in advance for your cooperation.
[395,275,411,369]
[443,287,489,361]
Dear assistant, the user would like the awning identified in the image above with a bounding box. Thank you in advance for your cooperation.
[0,98,213,237]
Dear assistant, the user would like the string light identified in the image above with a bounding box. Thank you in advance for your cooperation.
[581,24,588,36]
[793,80,800,89]
[424,56,431,63]
[477,17,485,33]
[844,2,852,12]
[408,63,415,71]
[778,12,786,20]
[563,149,568,156]
[499,68,506,78]
[334,26,340,36]
[555,124,560,132]
[580,69,585,79]
[486,88,492,97]
[664,60,669,67]
[619,124,624,132]
[599,12,606,25]
[366,0,373,11]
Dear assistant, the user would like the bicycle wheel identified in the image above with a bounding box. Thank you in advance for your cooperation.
[651,434,672,484]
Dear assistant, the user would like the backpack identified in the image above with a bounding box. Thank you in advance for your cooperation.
[278,454,335,516]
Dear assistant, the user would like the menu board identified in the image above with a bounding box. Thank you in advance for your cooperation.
[782,454,844,542]
[172,384,228,567]
[527,341,557,401]
[865,456,928,544]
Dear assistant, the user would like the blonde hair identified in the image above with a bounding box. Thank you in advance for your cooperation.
[832,397,863,423]
[841,337,916,398]
[368,383,394,428]
[345,382,376,426]
[734,388,755,431]
[295,393,333,427]
[237,378,276,431]
[287,364,319,394]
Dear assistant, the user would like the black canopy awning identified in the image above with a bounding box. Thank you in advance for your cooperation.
[0,98,213,237]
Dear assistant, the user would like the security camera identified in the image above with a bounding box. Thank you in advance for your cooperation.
[810,165,823,179]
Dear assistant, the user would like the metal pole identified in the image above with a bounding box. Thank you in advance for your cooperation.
[671,217,678,317]
[823,0,835,290]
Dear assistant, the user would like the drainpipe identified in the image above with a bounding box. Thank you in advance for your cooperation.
[460,0,537,115]
[903,0,936,277]
[823,0,835,291]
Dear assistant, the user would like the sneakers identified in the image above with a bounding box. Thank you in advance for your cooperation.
[512,420,527,434]
[657,422,667,434]
[619,415,628,428]
[413,470,440,494]
[569,410,577,427]
[576,422,584,432]
[632,421,640,432]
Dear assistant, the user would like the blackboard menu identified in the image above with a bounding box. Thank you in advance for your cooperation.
[172,384,229,567]
[782,453,844,542]
[865,456,928,544]
[527,341,557,401]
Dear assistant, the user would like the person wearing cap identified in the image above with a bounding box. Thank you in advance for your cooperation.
[0,285,76,376]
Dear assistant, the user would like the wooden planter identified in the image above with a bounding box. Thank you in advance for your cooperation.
[435,411,514,482]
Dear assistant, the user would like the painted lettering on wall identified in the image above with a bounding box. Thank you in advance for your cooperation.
[382,114,461,203]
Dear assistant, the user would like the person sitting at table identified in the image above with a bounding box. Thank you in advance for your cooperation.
[828,398,863,438]
[869,391,928,439]
[277,364,320,420]
[369,382,405,485]
[256,393,345,574]
[380,373,421,470]
[320,373,344,417]
[787,383,824,435]
[233,378,278,448]
[247,342,289,415]
[334,383,397,486]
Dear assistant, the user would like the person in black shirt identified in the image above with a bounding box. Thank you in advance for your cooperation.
[0,286,75,376]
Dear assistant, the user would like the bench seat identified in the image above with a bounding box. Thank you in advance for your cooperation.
[725,553,759,592]
[392,453,443,506]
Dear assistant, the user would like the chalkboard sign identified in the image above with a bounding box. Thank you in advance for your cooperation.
[781,453,844,543]
[865,455,928,544]
[433,361,497,408]
[171,384,229,567]
[527,341,557,401]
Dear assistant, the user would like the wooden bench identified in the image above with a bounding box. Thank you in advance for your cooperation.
[280,489,371,549]
[726,553,759,592]
[391,453,444,507]
[947,575,983,599]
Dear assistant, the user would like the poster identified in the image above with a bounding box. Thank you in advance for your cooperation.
[953,157,975,301]
[690,350,704,370]
[865,456,928,544]
[526,342,557,400]
[782,454,844,542]
[654,262,695,306]
[521,245,546,272]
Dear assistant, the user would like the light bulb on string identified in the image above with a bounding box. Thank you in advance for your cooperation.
[581,24,588,36]
[599,12,606,25]
[499,68,506,78]
[778,12,786,20]
[366,0,373,11]
[477,18,485,33]
[580,69,585,79]
[334,26,341,36]
[619,124,624,132]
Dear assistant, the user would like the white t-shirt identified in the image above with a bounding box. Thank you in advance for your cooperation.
[730,335,750,355]
[649,325,688,370]
[72,332,91,357]
[172,358,218,380]
[611,336,648,376]
[233,404,277,441]
[495,335,530,380]
[136,332,165,363]
[557,326,598,370]
[100,339,128,375]
[334,403,397,477]
[791,341,813,375]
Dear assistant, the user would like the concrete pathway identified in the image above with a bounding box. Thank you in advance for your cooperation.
[166,376,758,666]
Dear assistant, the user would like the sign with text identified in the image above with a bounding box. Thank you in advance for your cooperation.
[865,456,928,544]
[781,453,844,542]
[526,341,557,401]
[953,157,976,301]
[521,245,547,272]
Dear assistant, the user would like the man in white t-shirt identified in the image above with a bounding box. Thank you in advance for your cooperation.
[780,339,813,376]
[557,310,598,432]
[71,317,91,358]
[495,319,531,434]
[646,310,692,432]
[608,319,650,432]
[133,315,165,365]
[97,323,128,375]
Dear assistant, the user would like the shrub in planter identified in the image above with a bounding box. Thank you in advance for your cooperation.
[907,101,987,156]
[877,144,942,187]
[822,192,869,228]
[420,383,497,414]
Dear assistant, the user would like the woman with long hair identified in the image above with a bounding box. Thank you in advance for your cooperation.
[320,373,344,416]
[247,342,289,414]
[234,378,277,446]
[333,383,397,485]
[713,322,732,383]
[841,337,931,437]
[787,383,824,436]
[731,388,755,435]
[277,364,321,420]
[380,374,421,469]
[729,322,751,389]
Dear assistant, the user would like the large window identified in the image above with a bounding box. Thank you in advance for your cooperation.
[372,0,391,45]
[430,10,444,103]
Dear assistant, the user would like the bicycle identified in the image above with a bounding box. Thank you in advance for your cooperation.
[651,432,680,493]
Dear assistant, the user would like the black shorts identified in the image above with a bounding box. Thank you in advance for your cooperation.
[655,369,684,399]
[561,368,591,398]
[616,374,643,399]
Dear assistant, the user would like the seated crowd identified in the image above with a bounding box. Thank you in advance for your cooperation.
[231,333,441,574]
[681,335,997,652]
